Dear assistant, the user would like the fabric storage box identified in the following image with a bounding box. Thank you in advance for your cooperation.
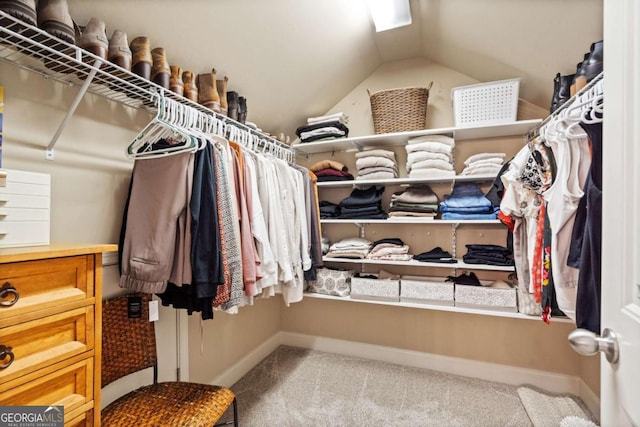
[368,82,433,134]
[455,284,518,312]
[451,78,520,127]
[400,275,454,306]
[351,274,400,302]
[0,169,51,248]
[307,267,355,297]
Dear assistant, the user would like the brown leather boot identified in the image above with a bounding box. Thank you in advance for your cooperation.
[170,65,184,97]
[197,68,221,112]
[182,71,198,102]
[216,76,229,116]
[0,0,37,26]
[77,17,108,62]
[108,29,132,71]
[36,0,74,44]
[129,36,152,80]
[151,47,170,89]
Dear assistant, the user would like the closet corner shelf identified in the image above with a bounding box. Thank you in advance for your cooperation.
[302,292,574,323]
[293,119,542,154]
[0,12,290,156]
[317,174,499,188]
[322,257,514,272]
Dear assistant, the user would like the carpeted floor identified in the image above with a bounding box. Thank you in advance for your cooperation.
[222,345,536,426]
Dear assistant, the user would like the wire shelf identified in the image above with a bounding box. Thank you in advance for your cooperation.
[0,11,293,153]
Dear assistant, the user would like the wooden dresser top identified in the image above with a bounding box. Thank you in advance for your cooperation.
[0,243,118,263]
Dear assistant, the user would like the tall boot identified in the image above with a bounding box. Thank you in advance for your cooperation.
[130,36,152,80]
[217,75,229,116]
[183,71,198,102]
[170,65,184,97]
[227,91,239,121]
[238,96,247,124]
[37,0,74,44]
[0,0,36,26]
[77,17,108,61]
[197,68,221,112]
[550,73,560,113]
[151,47,170,89]
[108,29,132,71]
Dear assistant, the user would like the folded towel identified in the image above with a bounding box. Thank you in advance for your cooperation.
[408,158,454,172]
[355,149,396,160]
[466,158,504,167]
[356,156,397,170]
[307,112,349,125]
[406,151,451,166]
[330,237,372,250]
[407,135,455,146]
[357,166,399,176]
[356,171,397,181]
[405,141,454,155]
[300,127,346,140]
[464,152,506,166]
[461,165,503,176]
[296,120,349,138]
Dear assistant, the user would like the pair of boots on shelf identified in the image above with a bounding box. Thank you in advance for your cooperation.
[195,69,247,123]
[550,40,603,113]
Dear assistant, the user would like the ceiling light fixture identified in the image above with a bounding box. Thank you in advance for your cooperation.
[367,0,412,32]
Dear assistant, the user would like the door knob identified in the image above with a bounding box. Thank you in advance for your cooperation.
[568,328,619,364]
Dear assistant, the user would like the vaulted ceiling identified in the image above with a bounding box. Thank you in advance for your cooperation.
[67,0,603,138]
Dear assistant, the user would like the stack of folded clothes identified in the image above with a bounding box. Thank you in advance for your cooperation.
[319,201,341,219]
[355,149,398,180]
[462,244,514,267]
[439,183,499,220]
[405,135,455,179]
[366,238,412,261]
[460,152,506,176]
[413,246,457,263]
[338,186,387,219]
[325,237,372,259]
[310,159,354,182]
[296,112,350,143]
[388,185,440,219]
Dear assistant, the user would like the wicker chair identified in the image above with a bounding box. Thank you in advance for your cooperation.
[101,293,238,426]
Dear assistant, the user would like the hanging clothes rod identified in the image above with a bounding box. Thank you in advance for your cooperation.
[527,71,603,139]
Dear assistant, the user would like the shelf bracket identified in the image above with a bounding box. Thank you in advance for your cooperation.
[45,58,103,160]
[354,222,366,238]
[451,223,459,259]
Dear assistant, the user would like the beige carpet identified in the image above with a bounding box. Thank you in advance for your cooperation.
[222,345,534,426]
[517,386,598,427]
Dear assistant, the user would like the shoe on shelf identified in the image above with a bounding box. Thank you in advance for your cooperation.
[77,17,108,62]
[550,72,574,113]
[108,29,132,71]
[170,65,184,97]
[583,40,603,83]
[571,52,590,95]
[0,0,37,27]
[227,90,239,121]
[550,73,561,113]
[216,75,229,116]
[238,96,247,124]
[129,36,152,80]
[197,68,221,112]
[36,0,74,44]
[150,47,170,89]
[182,70,198,102]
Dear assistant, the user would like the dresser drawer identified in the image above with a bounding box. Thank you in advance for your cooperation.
[0,357,94,416]
[0,221,50,247]
[0,207,50,221]
[0,306,94,384]
[67,409,94,427]
[0,193,50,209]
[0,256,93,327]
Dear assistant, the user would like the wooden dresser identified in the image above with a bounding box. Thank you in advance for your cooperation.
[0,244,117,426]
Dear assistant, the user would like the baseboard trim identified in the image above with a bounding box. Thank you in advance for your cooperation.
[210,332,282,387]
[279,332,597,400]
[579,378,601,422]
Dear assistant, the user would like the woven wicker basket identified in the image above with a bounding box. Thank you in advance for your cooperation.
[368,82,433,134]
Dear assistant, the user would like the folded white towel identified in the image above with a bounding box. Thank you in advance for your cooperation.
[355,149,396,160]
[407,151,452,168]
[306,116,348,126]
[464,152,506,166]
[307,112,349,124]
[467,158,504,168]
[407,135,455,146]
[356,156,397,170]
[461,164,503,176]
[330,237,372,249]
[405,141,454,155]
[408,158,454,172]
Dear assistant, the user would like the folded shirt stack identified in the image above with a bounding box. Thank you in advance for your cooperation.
[460,152,506,176]
[405,135,455,179]
[319,200,341,219]
[413,246,457,263]
[439,183,498,220]
[296,112,350,143]
[310,159,354,182]
[388,185,440,219]
[338,186,387,219]
[462,244,514,267]
[325,237,372,259]
[366,238,412,261]
[355,149,398,180]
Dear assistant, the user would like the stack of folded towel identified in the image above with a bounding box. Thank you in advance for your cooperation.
[462,244,514,267]
[310,159,354,182]
[319,201,341,219]
[355,149,398,180]
[439,183,499,220]
[405,135,455,178]
[413,247,457,263]
[366,238,412,261]
[338,186,387,219]
[388,185,440,219]
[325,237,372,259]
[296,112,350,143]
[461,152,506,176]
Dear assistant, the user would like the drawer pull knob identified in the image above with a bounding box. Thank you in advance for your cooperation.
[0,345,14,369]
[0,282,19,306]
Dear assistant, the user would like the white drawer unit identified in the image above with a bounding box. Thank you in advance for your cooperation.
[0,169,51,247]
